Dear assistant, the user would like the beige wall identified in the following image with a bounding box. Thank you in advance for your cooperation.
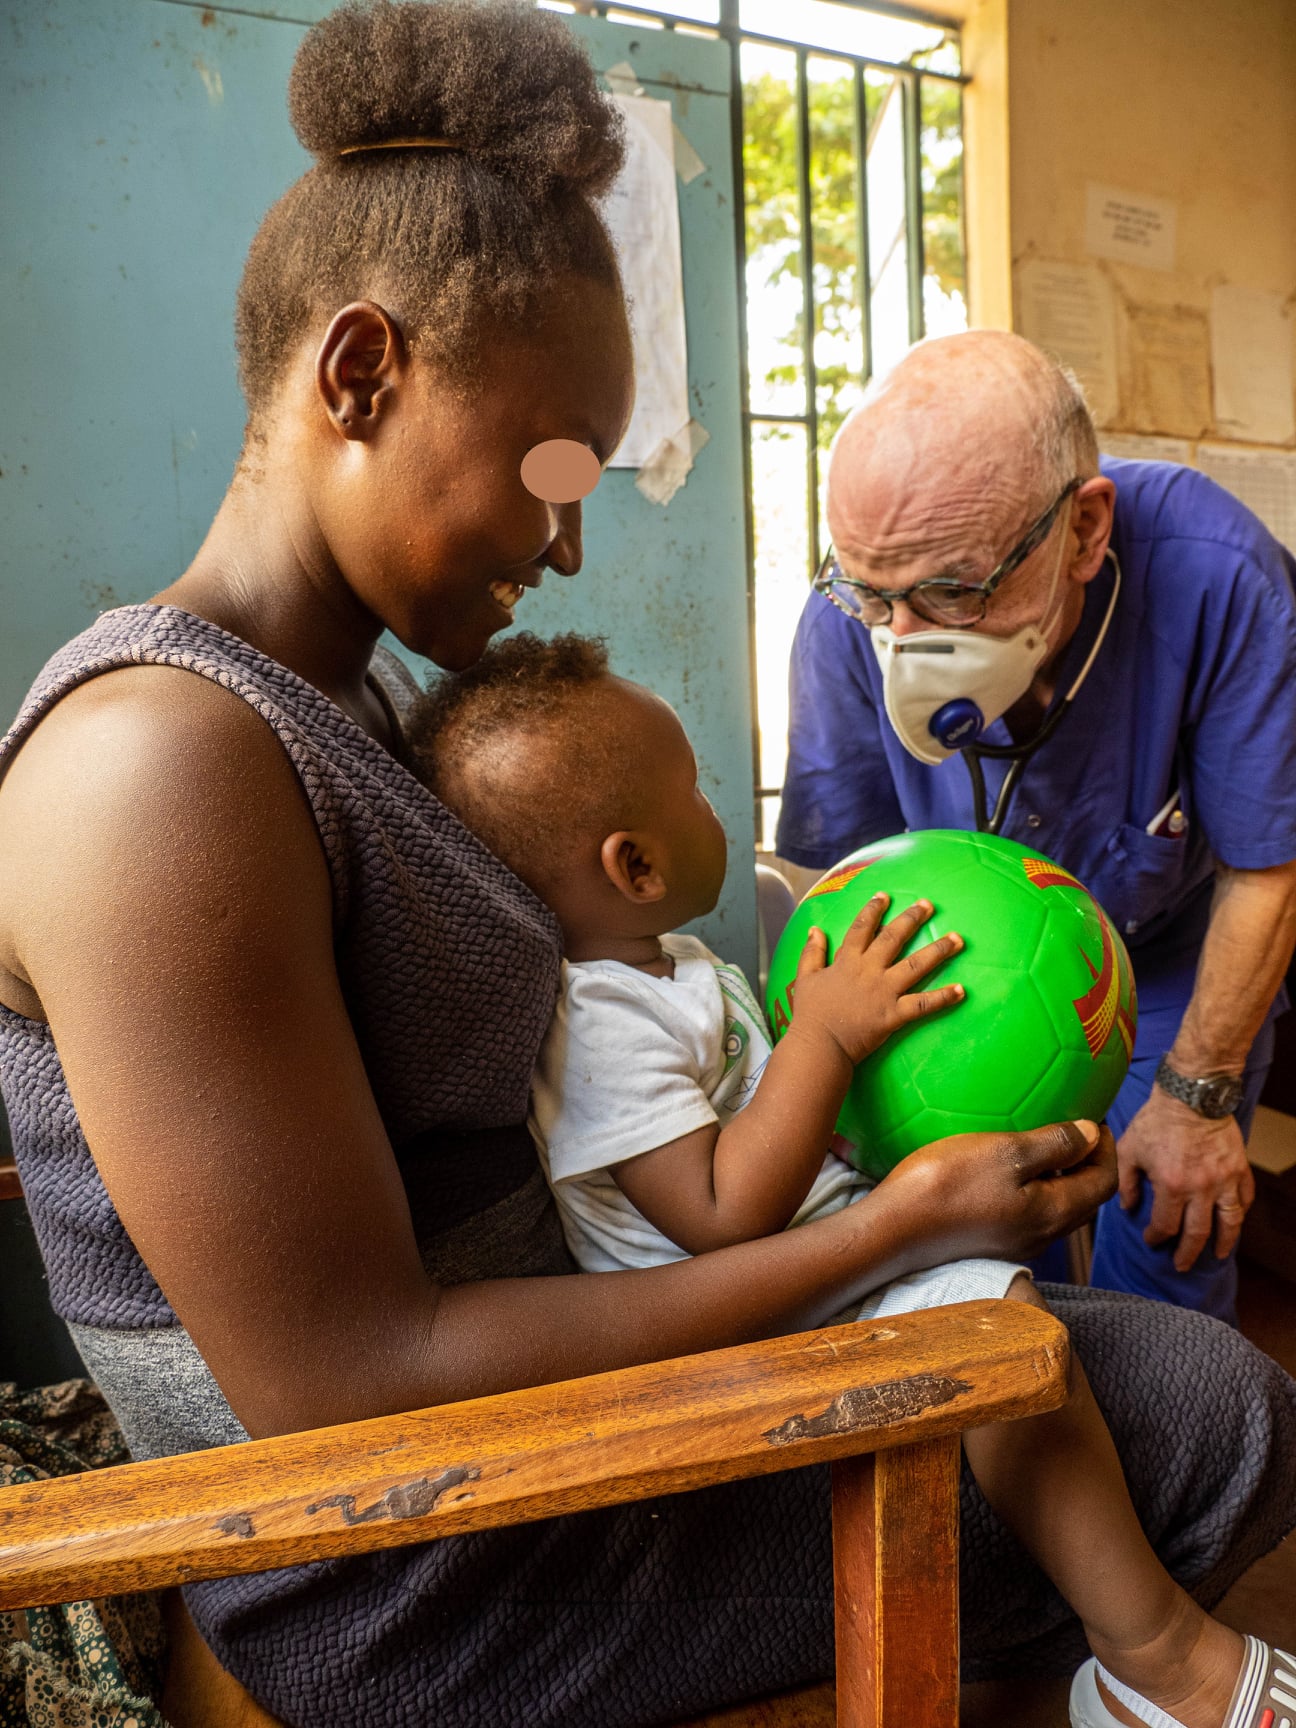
[956,0,1012,330]
[1006,0,1295,304]
[952,0,1296,445]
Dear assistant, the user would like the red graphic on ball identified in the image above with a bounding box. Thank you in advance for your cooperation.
[1024,858,1135,1061]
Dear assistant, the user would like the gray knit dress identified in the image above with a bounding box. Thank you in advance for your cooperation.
[2,604,1295,1728]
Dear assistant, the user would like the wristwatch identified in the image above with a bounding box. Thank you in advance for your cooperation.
[1154,1057,1244,1120]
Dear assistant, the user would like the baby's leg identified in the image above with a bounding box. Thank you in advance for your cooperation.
[963,1275,1243,1728]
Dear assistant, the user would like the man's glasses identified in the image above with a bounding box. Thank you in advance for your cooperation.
[813,478,1083,630]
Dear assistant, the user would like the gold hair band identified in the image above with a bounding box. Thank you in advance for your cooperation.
[337,136,460,156]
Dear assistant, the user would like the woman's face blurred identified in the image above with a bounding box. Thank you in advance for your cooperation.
[320,276,635,670]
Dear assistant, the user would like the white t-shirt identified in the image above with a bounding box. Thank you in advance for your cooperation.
[528,933,866,1273]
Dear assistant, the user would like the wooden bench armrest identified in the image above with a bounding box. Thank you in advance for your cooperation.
[0,1155,21,1204]
[0,1299,1067,1609]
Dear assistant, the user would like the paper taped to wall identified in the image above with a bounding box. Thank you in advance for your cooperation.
[1099,433,1193,466]
[1016,260,1119,425]
[603,90,690,470]
[1210,286,1296,446]
[635,418,710,507]
[1085,183,1177,274]
[671,122,706,185]
[1122,302,1211,439]
[1196,444,1296,552]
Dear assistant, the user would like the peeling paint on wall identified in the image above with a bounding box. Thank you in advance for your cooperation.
[193,56,223,105]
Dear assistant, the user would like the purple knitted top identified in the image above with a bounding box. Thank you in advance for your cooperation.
[0,604,564,1331]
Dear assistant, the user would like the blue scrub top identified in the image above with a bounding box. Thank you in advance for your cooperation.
[776,457,1296,1024]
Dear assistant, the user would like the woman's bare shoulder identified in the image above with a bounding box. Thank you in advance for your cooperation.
[0,662,327,1017]
[4,659,292,781]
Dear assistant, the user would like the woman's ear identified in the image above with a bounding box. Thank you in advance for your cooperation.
[600,831,668,905]
[315,301,406,441]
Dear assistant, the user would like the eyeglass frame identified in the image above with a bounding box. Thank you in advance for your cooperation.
[813,476,1084,630]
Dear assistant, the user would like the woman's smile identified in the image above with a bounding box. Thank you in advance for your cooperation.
[489,579,525,613]
[488,571,542,618]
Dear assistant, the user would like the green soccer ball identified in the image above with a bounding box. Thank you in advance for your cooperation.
[765,829,1137,1178]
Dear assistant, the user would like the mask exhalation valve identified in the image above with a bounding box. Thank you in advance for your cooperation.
[929,697,985,750]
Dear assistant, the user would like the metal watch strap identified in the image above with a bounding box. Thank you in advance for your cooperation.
[1154,1057,1244,1120]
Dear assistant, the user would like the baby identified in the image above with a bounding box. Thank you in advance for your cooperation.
[411,631,1276,1728]
[412,632,1019,1323]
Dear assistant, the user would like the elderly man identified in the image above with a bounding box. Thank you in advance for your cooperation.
[776,330,1296,1322]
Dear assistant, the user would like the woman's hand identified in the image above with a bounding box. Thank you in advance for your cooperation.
[788,893,964,1067]
[873,1118,1117,1271]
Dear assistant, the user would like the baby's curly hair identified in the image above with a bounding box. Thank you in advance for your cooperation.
[410,632,637,891]
[236,0,626,417]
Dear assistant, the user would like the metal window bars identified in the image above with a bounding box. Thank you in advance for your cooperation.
[543,0,966,844]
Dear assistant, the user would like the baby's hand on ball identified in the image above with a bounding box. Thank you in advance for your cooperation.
[791,892,965,1066]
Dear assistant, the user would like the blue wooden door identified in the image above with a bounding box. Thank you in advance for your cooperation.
[1,0,757,974]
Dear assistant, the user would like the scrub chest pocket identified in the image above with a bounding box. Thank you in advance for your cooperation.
[1102,821,1202,938]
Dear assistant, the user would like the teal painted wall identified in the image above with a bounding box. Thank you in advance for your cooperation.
[1,0,757,974]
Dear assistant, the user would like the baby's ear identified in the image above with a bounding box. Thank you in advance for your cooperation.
[600,831,668,905]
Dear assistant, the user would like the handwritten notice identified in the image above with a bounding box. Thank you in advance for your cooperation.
[1016,260,1119,425]
[1085,184,1177,273]
[1210,286,1296,446]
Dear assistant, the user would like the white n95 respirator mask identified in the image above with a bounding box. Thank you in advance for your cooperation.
[870,513,1074,765]
[870,619,1050,765]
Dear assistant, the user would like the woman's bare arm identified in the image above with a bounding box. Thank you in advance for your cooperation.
[0,669,1115,1439]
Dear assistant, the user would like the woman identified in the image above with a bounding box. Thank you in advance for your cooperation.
[0,4,1292,1724]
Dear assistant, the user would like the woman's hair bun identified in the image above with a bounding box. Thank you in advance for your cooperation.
[289,0,625,199]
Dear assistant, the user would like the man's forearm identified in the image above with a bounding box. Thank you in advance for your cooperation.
[1168,859,1296,1075]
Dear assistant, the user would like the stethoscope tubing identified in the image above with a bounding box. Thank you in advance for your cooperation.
[961,697,1073,834]
[959,552,1123,836]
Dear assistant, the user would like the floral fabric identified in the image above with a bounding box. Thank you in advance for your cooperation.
[0,1380,170,1728]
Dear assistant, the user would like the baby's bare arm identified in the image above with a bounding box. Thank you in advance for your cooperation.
[612,897,964,1253]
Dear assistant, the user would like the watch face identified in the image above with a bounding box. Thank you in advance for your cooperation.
[1156,1060,1244,1119]
[1197,1076,1244,1119]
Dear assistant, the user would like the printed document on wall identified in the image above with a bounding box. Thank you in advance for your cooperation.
[1016,260,1119,425]
[1210,286,1296,446]
[604,94,690,469]
[1121,302,1211,439]
[1099,433,1193,466]
[1197,445,1296,553]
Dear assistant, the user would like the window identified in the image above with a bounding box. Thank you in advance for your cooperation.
[542,0,968,846]
[739,5,967,847]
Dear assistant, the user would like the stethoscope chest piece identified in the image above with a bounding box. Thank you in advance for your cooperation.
[929,697,986,752]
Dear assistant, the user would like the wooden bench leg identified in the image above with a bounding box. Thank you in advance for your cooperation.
[832,1436,961,1728]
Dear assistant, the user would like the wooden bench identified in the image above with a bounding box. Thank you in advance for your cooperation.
[0,1298,1068,1727]
[0,1152,20,1203]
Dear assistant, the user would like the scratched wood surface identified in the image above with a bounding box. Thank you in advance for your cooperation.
[159,1454,956,1728]
[833,1438,961,1727]
[0,1300,1067,1610]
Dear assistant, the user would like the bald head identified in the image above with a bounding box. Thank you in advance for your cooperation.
[826,331,1099,583]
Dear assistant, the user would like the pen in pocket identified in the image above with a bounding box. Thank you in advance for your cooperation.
[1146,789,1188,838]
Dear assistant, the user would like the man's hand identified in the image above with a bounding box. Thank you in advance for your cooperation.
[1117,1087,1255,1271]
